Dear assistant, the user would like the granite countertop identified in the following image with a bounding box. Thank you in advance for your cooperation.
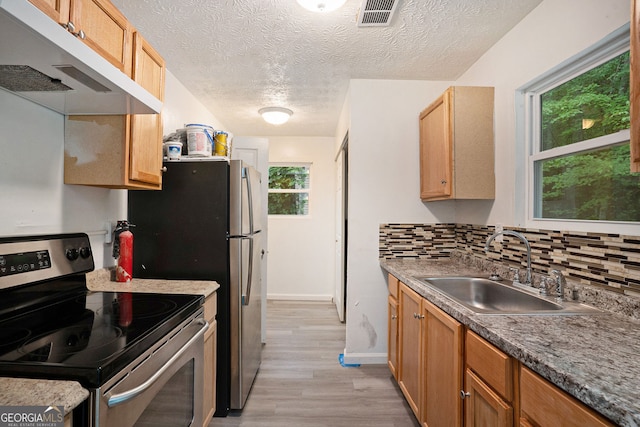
[381,258,640,427]
[0,270,219,413]
[85,268,220,296]
[0,378,88,416]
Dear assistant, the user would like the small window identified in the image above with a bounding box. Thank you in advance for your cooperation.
[527,41,640,223]
[268,164,310,216]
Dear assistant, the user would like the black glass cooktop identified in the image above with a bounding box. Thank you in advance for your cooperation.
[0,278,203,388]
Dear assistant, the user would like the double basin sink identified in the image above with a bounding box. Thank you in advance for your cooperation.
[416,277,602,315]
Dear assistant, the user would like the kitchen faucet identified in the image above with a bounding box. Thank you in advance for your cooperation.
[549,269,566,302]
[485,230,532,285]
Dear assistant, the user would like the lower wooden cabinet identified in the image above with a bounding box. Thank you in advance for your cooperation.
[464,369,513,427]
[387,274,399,379]
[422,299,463,427]
[464,331,514,427]
[388,294,399,379]
[398,282,423,418]
[519,367,614,427]
[397,280,464,426]
[387,274,614,427]
[203,292,217,427]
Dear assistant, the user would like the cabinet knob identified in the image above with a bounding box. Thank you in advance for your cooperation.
[63,21,85,39]
[161,166,168,172]
[391,314,397,320]
[441,179,447,185]
[460,390,470,399]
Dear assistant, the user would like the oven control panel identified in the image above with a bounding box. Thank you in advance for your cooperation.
[0,249,51,277]
[0,233,94,290]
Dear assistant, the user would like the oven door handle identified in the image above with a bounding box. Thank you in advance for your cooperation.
[106,318,209,408]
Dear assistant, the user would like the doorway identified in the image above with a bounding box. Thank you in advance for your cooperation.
[334,132,348,322]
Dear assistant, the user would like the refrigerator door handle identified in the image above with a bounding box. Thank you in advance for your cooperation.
[242,236,254,306]
[244,166,255,235]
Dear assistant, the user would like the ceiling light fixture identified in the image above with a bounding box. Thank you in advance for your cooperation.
[259,107,293,125]
[296,0,347,13]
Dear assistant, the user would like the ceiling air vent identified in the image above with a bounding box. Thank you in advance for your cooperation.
[357,0,399,27]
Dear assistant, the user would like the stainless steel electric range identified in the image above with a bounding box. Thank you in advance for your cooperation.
[0,233,208,427]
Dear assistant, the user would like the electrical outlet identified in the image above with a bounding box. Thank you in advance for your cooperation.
[495,224,504,242]
[104,222,113,244]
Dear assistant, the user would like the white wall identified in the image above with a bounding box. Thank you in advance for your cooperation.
[162,72,228,136]
[0,69,223,269]
[343,79,455,364]
[0,89,125,267]
[267,136,336,300]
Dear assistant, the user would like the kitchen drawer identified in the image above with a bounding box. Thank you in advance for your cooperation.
[520,366,614,427]
[465,330,513,402]
[204,292,217,324]
[388,273,399,299]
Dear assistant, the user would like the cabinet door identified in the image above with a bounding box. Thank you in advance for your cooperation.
[28,0,70,22]
[398,283,423,419]
[464,369,513,427]
[69,0,132,75]
[129,32,165,187]
[419,89,452,200]
[203,320,217,426]
[423,299,463,427]
[388,295,399,379]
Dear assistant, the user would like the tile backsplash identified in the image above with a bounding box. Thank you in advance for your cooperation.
[380,223,640,297]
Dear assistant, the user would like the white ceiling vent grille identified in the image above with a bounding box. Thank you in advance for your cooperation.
[357,0,399,27]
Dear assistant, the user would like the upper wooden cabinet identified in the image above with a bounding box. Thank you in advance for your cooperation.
[29,0,133,76]
[128,31,165,188]
[64,31,165,190]
[419,86,495,201]
[631,0,640,172]
[28,0,69,22]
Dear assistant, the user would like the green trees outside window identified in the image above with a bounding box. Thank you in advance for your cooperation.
[536,50,640,221]
[268,165,310,215]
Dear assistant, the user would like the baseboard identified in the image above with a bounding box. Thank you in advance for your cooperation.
[342,349,387,365]
[267,293,334,302]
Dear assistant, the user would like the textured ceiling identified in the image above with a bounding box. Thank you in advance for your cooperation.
[110,0,542,137]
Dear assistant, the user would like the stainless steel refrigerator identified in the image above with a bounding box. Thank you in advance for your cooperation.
[128,158,262,416]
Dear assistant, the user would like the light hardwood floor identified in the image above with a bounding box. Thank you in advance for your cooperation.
[209,300,419,427]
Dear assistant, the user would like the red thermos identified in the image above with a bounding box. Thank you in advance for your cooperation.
[114,221,134,283]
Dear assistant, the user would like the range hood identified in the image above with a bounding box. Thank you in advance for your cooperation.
[0,0,161,115]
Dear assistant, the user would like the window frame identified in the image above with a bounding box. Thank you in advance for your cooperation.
[516,24,640,234]
[267,162,312,218]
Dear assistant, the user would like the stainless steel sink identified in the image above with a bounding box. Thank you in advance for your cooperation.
[416,277,602,315]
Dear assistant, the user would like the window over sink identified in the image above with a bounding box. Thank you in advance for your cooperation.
[519,25,640,232]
